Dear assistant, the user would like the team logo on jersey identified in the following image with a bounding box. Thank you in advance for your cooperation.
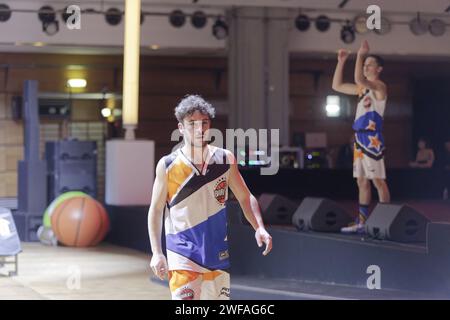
[178,287,195,300]
[214,177,227,204]
[219,287,230,298]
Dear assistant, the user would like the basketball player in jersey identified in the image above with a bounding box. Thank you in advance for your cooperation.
[148,95,273,300]
[332,40,391,233]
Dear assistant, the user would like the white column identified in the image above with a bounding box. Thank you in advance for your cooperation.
[122,0,141,140]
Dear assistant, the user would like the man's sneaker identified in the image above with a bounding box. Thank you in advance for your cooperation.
[341,222,365,234]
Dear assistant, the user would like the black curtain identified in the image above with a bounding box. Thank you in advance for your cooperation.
[412,78,450,167]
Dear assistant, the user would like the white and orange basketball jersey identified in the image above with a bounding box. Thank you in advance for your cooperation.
[353,86,387,159]
[352,86,387,179]
[163,145,231,273]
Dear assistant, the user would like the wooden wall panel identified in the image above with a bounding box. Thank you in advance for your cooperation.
[0,51,448,190]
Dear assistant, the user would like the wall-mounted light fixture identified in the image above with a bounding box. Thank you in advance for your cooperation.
[325,95,341,117]
[67,78,87,88]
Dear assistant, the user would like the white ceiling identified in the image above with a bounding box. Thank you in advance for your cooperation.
[7,0,450,15]
[2,0,449,56]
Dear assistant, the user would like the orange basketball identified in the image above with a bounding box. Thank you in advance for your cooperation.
[50,196,110,247]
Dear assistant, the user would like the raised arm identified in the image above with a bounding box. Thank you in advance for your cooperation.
[148,157,169,279]
[332,49,358,95]
[226,151,272,256]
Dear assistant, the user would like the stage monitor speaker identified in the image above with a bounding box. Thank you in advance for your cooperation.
[292,197,353,232]
[365,203,430,243]
[258,193,298,225]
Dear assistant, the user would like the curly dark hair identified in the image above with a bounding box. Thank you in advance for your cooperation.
[174,94,216,123]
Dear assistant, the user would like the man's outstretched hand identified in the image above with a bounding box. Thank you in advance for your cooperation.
[255,227,273,256]
[337,49,350,62]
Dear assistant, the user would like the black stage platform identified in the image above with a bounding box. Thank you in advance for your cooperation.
[106,202,450,299]
[229,223,450,297]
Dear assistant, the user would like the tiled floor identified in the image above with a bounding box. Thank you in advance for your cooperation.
[0,243,170,300]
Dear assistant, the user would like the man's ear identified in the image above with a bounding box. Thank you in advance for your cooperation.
[377,66,383,73]
[178,122,184,135]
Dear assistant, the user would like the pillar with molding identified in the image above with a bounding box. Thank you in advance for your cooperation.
[228,7,291,146]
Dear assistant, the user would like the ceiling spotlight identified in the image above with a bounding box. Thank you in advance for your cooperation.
[295,14,310,31]
[169,9,186,28]
[191,11,207,29]
[429,18,446,37]
[38,6,59,35]
[38,5,56,23]
[43,20,59,35]
[0,4,12,22]
[315,15,331,32]
[212,16,228,40]
[340,20,355,44]
[105,7,122,26]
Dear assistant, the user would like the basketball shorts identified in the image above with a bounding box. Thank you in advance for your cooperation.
[353,144,386,180]
[168,270,230,300]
